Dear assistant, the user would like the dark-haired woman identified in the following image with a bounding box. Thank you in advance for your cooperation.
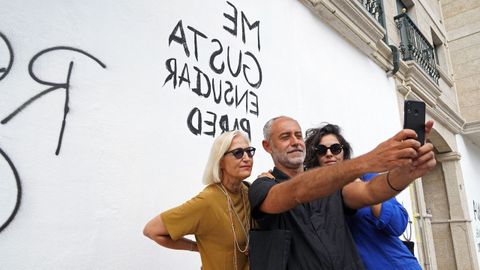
[304,123,421,270]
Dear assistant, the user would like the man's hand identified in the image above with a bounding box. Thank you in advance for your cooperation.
[360,129,421,173]
[343,121,436,209]
[409,120,436,179]
[382,121,437,192]
[391,142,436,184]
[390,120,436,185]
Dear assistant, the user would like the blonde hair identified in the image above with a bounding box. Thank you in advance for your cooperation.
[202,131,250,185]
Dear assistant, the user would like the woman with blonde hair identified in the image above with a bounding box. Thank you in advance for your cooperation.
[144,130,255,270]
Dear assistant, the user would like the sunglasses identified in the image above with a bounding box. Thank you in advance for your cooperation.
[224,147,256,159]
[315,143,343,156]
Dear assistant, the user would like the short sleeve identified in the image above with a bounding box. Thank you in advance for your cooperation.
[248,177,277,219]
[161,191,211,241]
[373,198,409,236]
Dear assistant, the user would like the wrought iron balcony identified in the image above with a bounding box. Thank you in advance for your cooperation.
[358,0,385,28]
[394,13,440,84]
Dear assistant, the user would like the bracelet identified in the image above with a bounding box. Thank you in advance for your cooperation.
[386,171,404,192]
[190,242,194,251]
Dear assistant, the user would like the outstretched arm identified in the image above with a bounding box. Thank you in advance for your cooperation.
[258,129,421,214]
[143,214,198,252]
[343,121,436,209]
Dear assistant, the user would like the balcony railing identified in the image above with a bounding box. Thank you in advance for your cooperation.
[394,13,440,84]
[358,0,385,28]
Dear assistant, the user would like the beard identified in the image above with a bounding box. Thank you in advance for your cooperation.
[271,145,305,169]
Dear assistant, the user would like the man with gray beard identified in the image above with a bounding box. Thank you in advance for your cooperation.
[248,116,436,270]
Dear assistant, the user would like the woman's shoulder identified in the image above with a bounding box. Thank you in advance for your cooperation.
[178,185,221,211]
[198,184,224,198]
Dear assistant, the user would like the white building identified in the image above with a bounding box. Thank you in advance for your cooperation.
[0,0,479,269]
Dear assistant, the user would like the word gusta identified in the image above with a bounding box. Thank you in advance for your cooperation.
[166,1,261,88]
[165,20,262,89]
[1,46,106,155]
[163,1,261,139]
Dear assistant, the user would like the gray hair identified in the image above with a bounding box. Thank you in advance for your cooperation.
[263,116,291,141]
[202,130,250,185]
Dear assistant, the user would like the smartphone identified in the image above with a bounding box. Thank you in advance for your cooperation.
[403,100,426,145]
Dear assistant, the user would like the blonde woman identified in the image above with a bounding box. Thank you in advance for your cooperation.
[144,131,254,270]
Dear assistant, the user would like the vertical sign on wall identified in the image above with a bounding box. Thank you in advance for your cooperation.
[161,1,262,140]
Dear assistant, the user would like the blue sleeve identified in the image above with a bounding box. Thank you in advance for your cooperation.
[360,173,377,181]
[369,197,409,236]
[360,173,409,236]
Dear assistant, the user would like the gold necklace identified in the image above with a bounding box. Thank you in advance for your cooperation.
[216,183,250,270]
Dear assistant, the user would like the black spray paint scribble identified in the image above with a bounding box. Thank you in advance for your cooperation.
[0,31,14,81]
[1,47,106,155]
[0,147,22,233]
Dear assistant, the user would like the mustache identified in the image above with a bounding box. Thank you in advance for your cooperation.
[287,147,304,153]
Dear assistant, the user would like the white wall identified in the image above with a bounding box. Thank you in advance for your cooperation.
[0,0,405,269]
[457,136,480,266]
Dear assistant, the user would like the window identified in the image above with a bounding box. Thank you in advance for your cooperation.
[396,0,407,14]
[396,0,415,15]
[431,29,445,68]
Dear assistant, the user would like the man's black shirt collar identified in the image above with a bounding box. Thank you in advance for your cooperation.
[271,167,291,182]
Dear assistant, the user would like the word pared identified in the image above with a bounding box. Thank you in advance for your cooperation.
[187,107,251,139]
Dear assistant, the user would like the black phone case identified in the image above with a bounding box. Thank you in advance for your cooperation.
[404,100,426,145]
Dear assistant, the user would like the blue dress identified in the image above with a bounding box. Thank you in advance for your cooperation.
[346,173,422,270]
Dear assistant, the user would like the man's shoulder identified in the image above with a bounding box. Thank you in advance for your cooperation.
[251,176,279,188]
[248,176,278,201]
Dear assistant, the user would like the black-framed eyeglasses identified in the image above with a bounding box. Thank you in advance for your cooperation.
[315,143,343,156]
[224,147,256,159]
